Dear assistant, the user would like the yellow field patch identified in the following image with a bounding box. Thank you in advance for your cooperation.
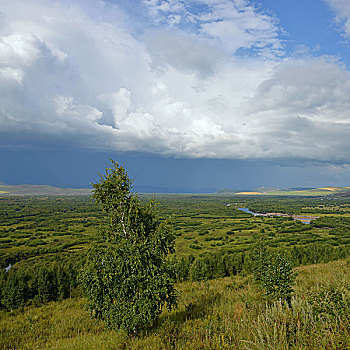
[0,190,8,194]
[318,187,338,191]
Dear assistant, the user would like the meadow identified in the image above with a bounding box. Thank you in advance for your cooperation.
[1,194,350,348]
[1,259,350,349]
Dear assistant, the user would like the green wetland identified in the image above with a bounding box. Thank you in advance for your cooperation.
[1,194,350,349]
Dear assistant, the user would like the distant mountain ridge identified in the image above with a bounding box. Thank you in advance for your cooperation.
[1,182,350,196]
[0,183,214,195]
[134,185,216,193]
[0,183,92,196]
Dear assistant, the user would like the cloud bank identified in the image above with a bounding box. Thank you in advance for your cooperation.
[1,0,350,162]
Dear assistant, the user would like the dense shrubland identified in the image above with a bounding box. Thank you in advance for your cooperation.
[1,237,350,312]
[0,260,81,311]
[1,194,350,348]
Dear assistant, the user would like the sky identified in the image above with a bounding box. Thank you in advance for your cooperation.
[1,0,350,192]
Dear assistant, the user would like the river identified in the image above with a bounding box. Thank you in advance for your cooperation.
[237,207,264,216]
[237,208,318,224]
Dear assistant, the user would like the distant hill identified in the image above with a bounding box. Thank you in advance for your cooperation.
[2,182,350,196]
[215,186,350,196]
[0,183,215,195]
[133,185,216,193]
[0,183,92,196]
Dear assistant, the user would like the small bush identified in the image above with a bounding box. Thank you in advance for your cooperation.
[306,284,348,318]
[189,244,202,250]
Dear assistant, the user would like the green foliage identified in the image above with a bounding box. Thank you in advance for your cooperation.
[173,255,194,282]
[189,243,203,250]
[260,252,296,304]
[188,254,226,281]
[0,262,79,310]
[2,193,350,271]
[2,191,350,314]
[251,235,296,303]
[81,160,177,333]
[306,284,348,318]
[2,192,350,347]
[249,233,270,283]
[1,269,29,310]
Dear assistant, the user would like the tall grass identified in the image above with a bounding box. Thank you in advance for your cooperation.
[1,260,350,349]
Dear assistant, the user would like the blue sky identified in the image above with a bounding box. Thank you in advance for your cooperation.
[1,0,350,191]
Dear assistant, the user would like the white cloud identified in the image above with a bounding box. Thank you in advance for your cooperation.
[0,33,41,67]
[0,0,350,162]
[143,0,283,57]
[325,0,350,37]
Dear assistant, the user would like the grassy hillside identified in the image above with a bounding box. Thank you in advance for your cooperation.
[218,186,350,196]
[1,259,350,349]
[0,183,91,196]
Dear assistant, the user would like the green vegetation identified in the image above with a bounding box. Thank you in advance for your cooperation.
[1,260,350,349]
[0,261,80,310]
[1,192,350,348]
[252,245,296,304]
[81,161,177,333]
[0,196,102,269]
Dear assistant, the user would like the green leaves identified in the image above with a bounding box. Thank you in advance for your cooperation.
[82,160,177,333]
[259,252,297,304]
[251,234,297,304]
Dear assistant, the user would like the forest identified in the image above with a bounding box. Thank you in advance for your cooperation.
[1,193,350,348]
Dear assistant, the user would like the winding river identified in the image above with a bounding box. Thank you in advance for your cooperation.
[237,208,318,224]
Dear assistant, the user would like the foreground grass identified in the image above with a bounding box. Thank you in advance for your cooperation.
[1,260,350,349]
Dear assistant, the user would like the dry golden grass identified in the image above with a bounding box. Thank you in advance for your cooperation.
[318,187,338,191]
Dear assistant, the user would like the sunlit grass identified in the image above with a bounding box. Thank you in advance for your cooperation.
[2,260,350,349]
